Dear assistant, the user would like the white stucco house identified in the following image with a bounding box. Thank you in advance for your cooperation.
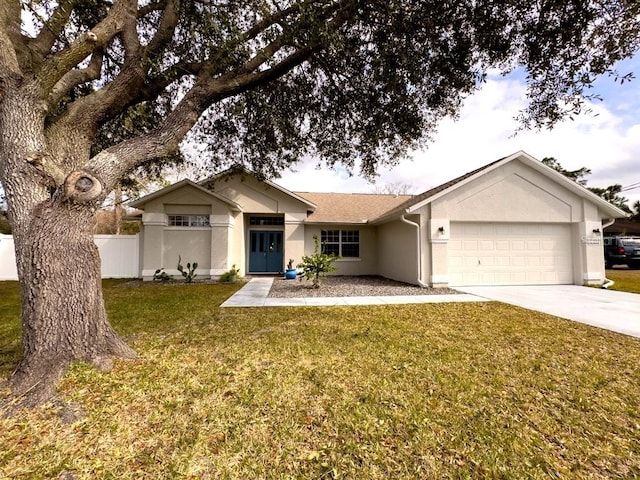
[129,151,627,287]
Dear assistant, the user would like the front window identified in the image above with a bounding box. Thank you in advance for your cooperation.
[321,229,360,257]
[168,215,210,227]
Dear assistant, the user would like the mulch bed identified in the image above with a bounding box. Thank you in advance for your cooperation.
[268,275,460,298]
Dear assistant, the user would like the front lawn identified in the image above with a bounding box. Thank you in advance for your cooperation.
[606,268,640,294]
[1,280,640,479]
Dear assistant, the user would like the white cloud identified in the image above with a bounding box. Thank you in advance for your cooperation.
[277,74,640,207]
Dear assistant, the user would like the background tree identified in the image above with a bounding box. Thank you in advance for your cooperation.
[370,182,416,196]
[541,157,592,186]
[632,201,640,222]
[1,1,639,408]
[588,184,632,214]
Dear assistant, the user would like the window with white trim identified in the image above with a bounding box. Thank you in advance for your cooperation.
[168,215,210,227]
[321,229,360,257]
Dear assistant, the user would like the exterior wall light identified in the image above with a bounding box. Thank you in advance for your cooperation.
[438,226,445,233]
[592,228,601,234]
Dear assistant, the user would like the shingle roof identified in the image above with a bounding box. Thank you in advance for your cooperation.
[294,192,412,224]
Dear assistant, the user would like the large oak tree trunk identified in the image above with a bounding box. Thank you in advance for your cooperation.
[9,202,136,406]
[0,87,136,409]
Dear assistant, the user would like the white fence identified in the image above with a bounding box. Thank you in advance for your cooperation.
[0,234,140,280]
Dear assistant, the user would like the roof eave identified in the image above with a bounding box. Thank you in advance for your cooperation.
[370,207,412,225]
[372,150,629,222]
[304,220,370,225]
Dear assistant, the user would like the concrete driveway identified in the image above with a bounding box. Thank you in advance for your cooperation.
[456,285,640,338]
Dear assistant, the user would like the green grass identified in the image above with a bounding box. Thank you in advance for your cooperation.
[1,280,640,479]
[606,268,640,294]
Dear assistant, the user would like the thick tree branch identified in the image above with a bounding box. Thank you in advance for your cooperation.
[34,0,133,98]
[143,0,179,59]
[86,89,206,191]
[84,43,321,192]
[130,60,203,104]
[120,8,142,60]
[203,0,354,97]
[0,0,22,76]
[48,51,104,109]
[47,0,163,133]
[207,43,320,99]
[29,0,77,62]
[138,1,168,18]
[48,0,339,138]
[82,0,356,189]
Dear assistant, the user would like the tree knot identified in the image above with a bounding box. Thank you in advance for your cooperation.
[63,171,103,203]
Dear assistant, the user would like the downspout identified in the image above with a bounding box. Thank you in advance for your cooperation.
[400,214,429,288]
[601,218,615,289]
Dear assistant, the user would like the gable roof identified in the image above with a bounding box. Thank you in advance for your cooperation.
[295,192,412,224]
[200,165,317,211]
[129,152,628,222]
[373,151,628,223]
[129,179,243,211]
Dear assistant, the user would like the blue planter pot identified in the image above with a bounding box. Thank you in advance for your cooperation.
[285,269,297,280]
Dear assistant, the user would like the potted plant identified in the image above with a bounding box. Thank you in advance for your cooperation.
[285,258,297,279]
[220,264,240,283]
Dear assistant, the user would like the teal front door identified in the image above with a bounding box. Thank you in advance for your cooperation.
[249,230,284,273]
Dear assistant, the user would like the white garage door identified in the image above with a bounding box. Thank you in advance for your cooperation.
[448,223,573,286]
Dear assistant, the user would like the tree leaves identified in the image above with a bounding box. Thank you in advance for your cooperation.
[4,0,640,184]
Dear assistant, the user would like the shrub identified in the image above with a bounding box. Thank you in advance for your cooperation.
[298,235,337,288]
[152,268,172,283]
[219,264,240,283]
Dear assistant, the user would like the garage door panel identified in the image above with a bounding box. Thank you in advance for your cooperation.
[542,257,554,267]
[511,256,526,267]
[495,257,510,267]
[463,240,478,250]
[527,240,540,250]
[478,240,494,251]
[496,241,509,251]
[479,256,495,266]
[462,257,478,267]
[448,222,573,286]
[527,257,541,267]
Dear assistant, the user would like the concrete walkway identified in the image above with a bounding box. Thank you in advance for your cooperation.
[220,277,486,307]
[457,285,640,338]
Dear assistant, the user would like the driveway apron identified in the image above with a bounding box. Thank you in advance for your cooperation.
[456,285,640,338]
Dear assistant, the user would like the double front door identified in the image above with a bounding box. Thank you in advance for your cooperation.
[249,230,283,273]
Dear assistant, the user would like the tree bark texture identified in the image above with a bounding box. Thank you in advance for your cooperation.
[0,83,135,407]
[10,202,136,404]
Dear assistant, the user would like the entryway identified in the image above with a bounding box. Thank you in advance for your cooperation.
[249,230,283,273]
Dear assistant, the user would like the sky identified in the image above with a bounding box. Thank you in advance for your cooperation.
[274,56,640,209]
